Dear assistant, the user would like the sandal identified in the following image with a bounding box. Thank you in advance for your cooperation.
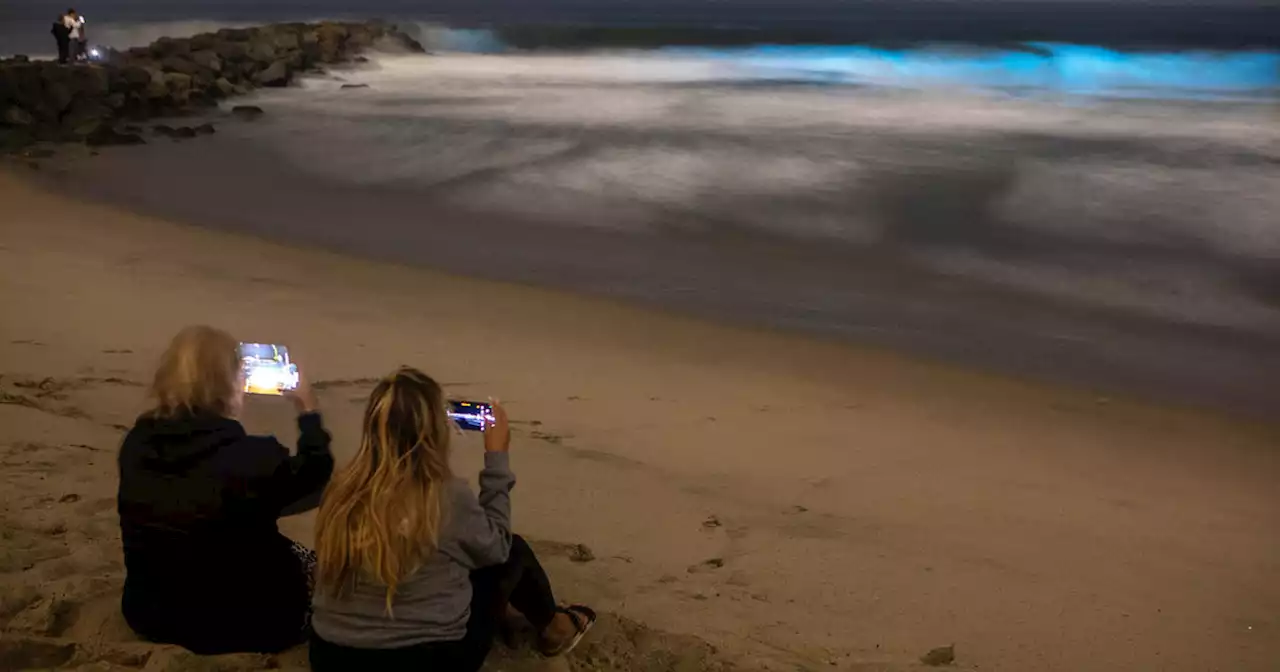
[540,604,596,657]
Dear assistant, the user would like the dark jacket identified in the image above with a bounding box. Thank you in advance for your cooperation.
[117,410,333,655]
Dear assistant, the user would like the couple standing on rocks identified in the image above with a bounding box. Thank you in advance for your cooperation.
[2,21,421,150]
[50,8,88,65]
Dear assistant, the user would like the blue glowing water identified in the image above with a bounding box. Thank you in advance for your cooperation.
[665,43,1280,100]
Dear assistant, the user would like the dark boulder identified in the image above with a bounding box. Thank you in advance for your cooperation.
[189,50,223,74]
[69,65,112,98]
[7,64,49,110]
[0,127,36,151]
[61,98,115,137]
[213,78,236,97]
[162,73,194,104]
[154,124,197,139]
[284,50,306,70]
[188,33,219,51]
[371,33,427,54]
[160,56,202,77]
[40,81,75,119]
[314,23,350,63]
[230,105,265,120]
[119,65,152,88]
[235,61,262,81]
[347,27,376,50]
[253,61,290,87]
[143,69,169,100]
[150,36,192,58]
[273,32,301,51]
[86,127,145,146]
[340,83,370,89]
[247,40,278,64]
[2,105,34,126]
[216,27,255,42]
[194,123,216,135]
[213,41,249,61]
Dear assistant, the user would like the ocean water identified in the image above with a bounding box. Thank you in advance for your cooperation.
[16,17,1280,414]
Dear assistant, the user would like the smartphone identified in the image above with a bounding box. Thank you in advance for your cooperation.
[239,342,300,395]
[448,400,495,432]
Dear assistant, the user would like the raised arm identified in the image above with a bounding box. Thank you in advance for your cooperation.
[453,451,516,568]
[275,411,335,516]
[453,402,516,567]
[272,375,333,515]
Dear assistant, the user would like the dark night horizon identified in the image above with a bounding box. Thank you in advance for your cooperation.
[3,0,1279,49]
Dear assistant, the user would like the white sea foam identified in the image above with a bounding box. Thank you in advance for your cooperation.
[221,51,1280,332]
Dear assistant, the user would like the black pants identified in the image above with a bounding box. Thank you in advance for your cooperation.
[55,37,70,64]
[310,535,557,672]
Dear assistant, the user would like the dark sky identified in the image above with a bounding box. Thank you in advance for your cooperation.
[2,0,1278,48]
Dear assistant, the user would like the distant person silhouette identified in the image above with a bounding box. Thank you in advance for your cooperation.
[50,11,71,63]
[63,9,87,62]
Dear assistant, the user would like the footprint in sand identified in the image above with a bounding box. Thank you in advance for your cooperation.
[8,596,80,637]
[0,637,76,669]
[687,558,725,574]
[527,539,596,564]
[529,431,564,445]
[921,644,956,667]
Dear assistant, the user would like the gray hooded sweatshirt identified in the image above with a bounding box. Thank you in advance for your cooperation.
[310,452,514,648]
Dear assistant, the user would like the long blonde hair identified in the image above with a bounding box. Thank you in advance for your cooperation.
[147,325,242,418]
[314,366,453,613]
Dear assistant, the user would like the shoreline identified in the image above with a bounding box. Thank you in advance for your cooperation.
[2,165,1278,671]
[29,121,1280,422]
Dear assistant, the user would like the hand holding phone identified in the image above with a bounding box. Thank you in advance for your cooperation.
[483,402,510,453]
[285,374,317,414]
[446,399,509,451]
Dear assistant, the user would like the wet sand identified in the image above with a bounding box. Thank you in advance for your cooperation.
[43,122,1280,420]
[1,164,1278,671]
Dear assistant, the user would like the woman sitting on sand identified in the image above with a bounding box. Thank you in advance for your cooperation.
[117,325,334,654]
[308,366,595,671]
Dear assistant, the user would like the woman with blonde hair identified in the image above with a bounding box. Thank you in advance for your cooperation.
[309,367,594,671]
[117,325,334,654]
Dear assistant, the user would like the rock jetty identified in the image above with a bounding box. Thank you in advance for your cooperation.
[0,21,423,149]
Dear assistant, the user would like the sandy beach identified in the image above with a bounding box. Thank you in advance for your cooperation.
[0,162,1277,671]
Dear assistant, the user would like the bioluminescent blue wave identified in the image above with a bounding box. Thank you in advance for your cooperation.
[665,44,1280,99]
